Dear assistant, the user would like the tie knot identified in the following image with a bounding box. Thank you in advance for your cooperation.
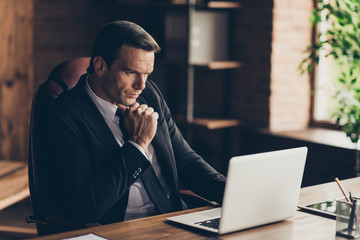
[115,108,123,118]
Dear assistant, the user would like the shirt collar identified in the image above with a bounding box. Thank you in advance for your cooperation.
[85,77,118,122]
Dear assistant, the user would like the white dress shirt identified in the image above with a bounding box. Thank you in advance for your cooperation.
[85,78,170,220]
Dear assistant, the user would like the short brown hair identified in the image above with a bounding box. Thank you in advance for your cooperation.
[87,21,161,74]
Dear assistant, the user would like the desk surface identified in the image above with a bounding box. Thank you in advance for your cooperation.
[28,177,360,240]
[0,160,29,211]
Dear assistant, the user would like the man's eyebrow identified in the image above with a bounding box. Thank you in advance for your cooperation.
[122,67,153,75]
[122,67,137,72]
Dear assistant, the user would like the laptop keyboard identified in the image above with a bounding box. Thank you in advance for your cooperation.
[195,217,220,230]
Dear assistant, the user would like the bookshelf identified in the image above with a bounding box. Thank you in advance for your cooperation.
[207,1,241,8]
[171,0,241,8]
[192,118,241,130]
[185,0,242,131]
[193,61,243,70]
[115,1,242,129]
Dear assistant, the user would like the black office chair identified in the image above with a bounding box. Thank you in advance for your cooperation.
[26,57,214,236]
[26,57,91,236]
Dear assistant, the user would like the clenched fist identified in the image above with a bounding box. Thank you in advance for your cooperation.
[117,103,158,151]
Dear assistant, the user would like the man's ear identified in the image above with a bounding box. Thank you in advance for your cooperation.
[93,56,108,76]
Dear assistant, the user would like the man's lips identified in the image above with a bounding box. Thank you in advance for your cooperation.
[128,92,141,98]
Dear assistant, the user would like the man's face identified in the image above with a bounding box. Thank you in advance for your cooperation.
[98,45,154,106]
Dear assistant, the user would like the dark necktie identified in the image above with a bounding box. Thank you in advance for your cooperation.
[116,108,129,141]
[115,108,176,213]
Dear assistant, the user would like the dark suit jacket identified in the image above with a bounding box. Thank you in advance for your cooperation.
[40,75,225,224]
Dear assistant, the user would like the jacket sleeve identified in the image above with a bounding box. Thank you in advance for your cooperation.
[41,99,150,223]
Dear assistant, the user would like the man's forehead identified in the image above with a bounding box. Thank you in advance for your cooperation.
[117,44,154,55]
[114,46,154,72]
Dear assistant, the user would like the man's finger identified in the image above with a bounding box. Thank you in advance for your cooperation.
[117,104,128,114]
[151,112,159,120]
[126,102,140,113]
[145,107,154,114]
[137,104,148,111]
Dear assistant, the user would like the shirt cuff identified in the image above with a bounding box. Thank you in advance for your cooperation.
[127,141,149,160]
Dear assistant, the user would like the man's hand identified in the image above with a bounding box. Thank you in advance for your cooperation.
[118,103,158,151]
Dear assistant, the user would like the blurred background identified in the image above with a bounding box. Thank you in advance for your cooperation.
[1,0,358,238]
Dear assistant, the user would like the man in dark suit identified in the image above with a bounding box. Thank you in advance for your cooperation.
[42,20,225,225]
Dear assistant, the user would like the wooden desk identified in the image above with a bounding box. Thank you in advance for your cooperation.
[28,177,360,240]
[0,160,36,238]
[0,160,29,210]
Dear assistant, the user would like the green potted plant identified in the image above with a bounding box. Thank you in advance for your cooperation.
[299,0,360,176]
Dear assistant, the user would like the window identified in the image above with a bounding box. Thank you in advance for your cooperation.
[312,6,336,125]
[311,0,360,129]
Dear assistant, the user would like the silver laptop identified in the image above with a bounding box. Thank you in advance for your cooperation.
[167,147,308,235]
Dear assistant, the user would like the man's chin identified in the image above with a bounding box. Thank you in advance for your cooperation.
[121,99,137,107]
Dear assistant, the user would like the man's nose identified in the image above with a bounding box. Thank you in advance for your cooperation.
[134,74,147,90]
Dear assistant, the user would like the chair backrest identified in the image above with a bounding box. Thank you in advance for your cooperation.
[28,57,90,235]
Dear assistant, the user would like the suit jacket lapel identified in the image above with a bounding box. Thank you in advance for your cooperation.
[81,109,120,151]
[74,77,120,151]
[137,95,179,196]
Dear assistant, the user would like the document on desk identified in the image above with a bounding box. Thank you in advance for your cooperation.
[63,233,108,240]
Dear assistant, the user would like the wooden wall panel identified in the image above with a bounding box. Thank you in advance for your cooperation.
[0,0,34,162]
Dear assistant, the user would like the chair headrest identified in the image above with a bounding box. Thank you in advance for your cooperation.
[45,57,90,99]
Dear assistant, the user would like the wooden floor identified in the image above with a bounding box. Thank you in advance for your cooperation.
[0,198,37,239]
